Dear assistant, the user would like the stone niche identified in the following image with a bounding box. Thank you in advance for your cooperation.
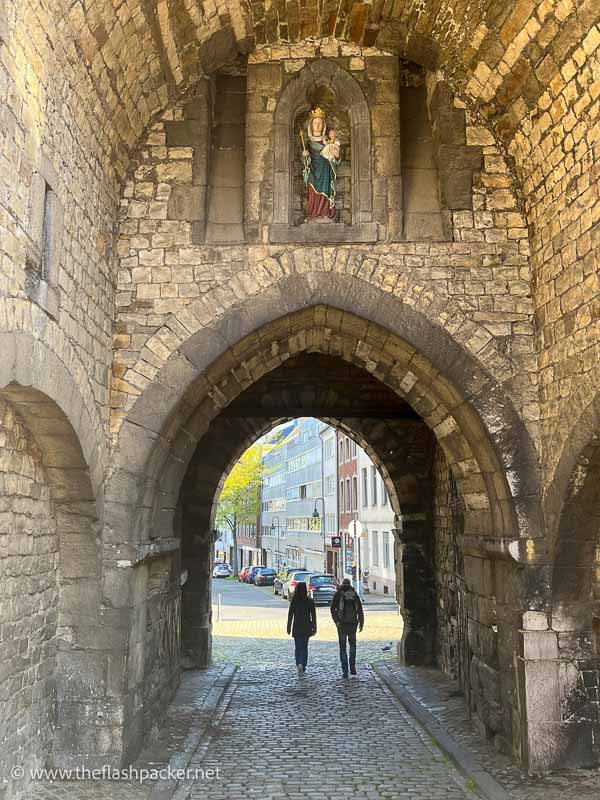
[245,49,401,244]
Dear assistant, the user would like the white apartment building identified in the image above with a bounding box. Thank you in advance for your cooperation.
[357,446,396,596]
[320,424,339,575]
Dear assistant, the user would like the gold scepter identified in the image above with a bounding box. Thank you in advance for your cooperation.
[300,129,310,185]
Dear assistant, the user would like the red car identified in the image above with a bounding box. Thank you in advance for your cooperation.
[238,565,257,583]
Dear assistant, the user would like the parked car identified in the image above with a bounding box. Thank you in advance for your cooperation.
[212,563,232,578]
[282,570,314,601]
[246,566,264,584]
[274,567,297,595]
[255,567,277,586]
[306,574,338,605]
[239,565,257,582]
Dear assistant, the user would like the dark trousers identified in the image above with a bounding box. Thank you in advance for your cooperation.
[338,623,358,675]
[294,634,309,668]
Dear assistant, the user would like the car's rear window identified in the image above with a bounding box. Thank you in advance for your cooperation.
[309,576,336,586]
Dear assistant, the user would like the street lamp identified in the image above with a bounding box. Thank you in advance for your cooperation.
[271,516,282,570]
[312,497,327,573]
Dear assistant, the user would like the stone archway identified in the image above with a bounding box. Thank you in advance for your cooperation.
[527,393,600,772]
[174,353,438,670]
[0,334,103,789]
[105,284,541,768]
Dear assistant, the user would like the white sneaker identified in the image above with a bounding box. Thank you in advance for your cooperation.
[297,664,303,676]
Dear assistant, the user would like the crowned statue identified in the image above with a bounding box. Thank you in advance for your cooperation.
[301,107,341,221]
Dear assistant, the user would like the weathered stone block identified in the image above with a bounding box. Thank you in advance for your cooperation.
[167,186,205,221]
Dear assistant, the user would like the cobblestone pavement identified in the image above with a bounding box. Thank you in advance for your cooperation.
[381,662,600,800]
[25,666,234,800]
[186,581,478,800]
[21,580,600,800]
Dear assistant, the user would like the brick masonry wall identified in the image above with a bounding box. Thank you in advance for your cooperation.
[0,398,58,797]
[1,0,599,775]
[433,444,520,757]
[504,18,600,487]
[433,446,464,682]
[0,0,125,441]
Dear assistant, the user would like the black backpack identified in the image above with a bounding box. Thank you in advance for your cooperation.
[338,589,357,624]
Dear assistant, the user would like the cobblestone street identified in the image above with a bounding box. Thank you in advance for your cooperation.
[188,579,478,800]
[20,579,600,800]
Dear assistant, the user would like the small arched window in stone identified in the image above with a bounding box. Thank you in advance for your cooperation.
[271,61,376,243]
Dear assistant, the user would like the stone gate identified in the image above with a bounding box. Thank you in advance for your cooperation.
[1,1,600,795]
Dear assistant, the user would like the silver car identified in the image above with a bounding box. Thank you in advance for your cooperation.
[212,563,232,578]
[282,570,314,601]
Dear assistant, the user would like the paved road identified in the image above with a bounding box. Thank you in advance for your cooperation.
[192,579,478,800]
[211,577,402,665]
[27,580,477,800]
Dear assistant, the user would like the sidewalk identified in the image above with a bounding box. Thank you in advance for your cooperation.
[374,661,600,800]
[28,664,236,800]
[362,591,398,606]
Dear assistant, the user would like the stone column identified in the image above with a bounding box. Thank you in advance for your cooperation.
[180,496,213,669]
[395,516,436,666]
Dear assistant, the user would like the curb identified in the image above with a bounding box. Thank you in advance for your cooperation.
[372,662,513,800]
[149,664,237,799]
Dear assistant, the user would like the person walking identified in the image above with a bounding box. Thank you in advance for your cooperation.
[331,577,364,678]
[287,582,317,676]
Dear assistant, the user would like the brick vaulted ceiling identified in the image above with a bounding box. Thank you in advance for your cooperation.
[29,0,598,177]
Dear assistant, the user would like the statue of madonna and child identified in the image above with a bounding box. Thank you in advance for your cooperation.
[301,107,342,221]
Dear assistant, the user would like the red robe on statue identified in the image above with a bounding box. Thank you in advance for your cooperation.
[306,184,336,220]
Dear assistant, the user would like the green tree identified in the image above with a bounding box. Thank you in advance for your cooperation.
[215,444,264,577]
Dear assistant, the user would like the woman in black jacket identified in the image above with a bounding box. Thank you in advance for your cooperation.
[286,582,317,675]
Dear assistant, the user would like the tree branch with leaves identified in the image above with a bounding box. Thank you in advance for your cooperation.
[215,444,265,577]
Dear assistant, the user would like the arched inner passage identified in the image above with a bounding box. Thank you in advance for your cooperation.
[155,348,522,759]
[107,303,541,767]
[548,436,600,768]
[0,383,101,787]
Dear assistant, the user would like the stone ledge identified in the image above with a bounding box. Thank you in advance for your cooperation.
[269,221,378,243]
[110,538,181,567]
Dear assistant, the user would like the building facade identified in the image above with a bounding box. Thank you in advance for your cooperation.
[236,517,262,569]
[320,425,340,576]
[357,447,396,596]
[259,425,291,571]
[337,431,359,579]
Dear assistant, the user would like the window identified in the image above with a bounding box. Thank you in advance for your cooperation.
[287,480,320,501]
[383,532,391,569]
[345,438,350,461]
[345,478,350,512]
[264,471,285,488]
[326,513,336,533]
[287,447,319,473]
[339,440,344,462]
[371,466,378,505]
[286,516,321,532]
[352,476,358,511]
[27,164,63,315]
[339,481,345,513]
[324,438,335,460]
[262,497,286,512]
[352,441,357,458]
[372,531,379,566]
[362,468,368,508]
[325,475,336,495]
[382,481,388,505]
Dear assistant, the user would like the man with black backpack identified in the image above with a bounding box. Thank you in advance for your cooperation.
[331,578,364,678]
